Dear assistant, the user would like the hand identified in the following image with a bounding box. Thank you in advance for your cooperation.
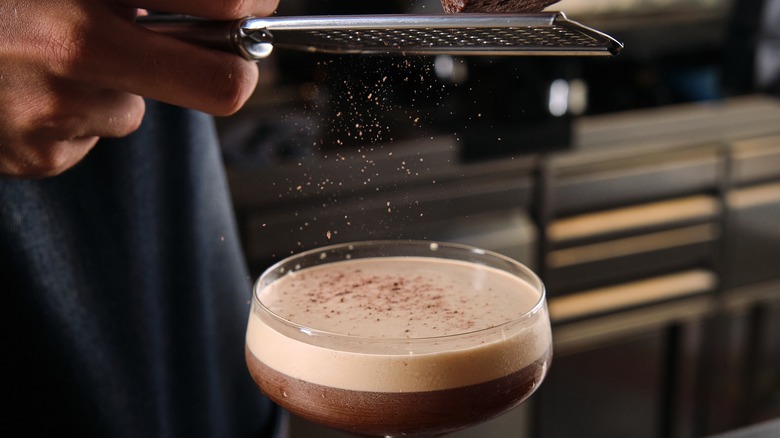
[0,0,279,178]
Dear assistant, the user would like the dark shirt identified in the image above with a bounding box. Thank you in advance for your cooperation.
[2,102,281,437]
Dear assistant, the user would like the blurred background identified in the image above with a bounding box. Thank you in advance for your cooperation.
[216,0,780,436]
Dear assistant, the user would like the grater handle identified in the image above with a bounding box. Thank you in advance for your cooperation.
[139,16,273,60]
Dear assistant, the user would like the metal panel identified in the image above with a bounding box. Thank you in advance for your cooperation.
[731,135,780,186]
[547,145,721,216]
[724,182,780,288]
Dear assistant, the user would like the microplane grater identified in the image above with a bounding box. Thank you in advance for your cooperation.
[141,12,623,59]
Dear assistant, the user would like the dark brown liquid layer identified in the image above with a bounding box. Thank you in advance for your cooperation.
[246,346,550,437]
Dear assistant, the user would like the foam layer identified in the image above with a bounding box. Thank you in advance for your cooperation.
[246,256,551,392]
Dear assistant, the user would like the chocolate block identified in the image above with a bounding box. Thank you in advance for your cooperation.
[441,0,560,13]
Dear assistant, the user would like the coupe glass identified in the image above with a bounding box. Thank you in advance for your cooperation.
[245,240,552,437]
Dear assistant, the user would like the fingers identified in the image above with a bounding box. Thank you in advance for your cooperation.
[0,136,100,179]
[118,0,280,20]
[120,31,260,116]
[31,82,146,141]
[55,10,260,116]
[0,0,281,178]
[57,0,279,115]
[38,0,279,116]
[1,81,145,178]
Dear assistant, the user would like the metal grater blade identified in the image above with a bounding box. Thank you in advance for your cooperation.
[270,25,616,56]
[141,12,623,60]
[244,12,622,57]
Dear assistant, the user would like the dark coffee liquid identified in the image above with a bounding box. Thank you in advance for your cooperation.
[246,346,550,437]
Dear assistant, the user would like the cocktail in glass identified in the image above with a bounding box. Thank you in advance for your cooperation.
[245,240,552,437]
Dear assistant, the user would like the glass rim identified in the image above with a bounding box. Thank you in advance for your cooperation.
[252,240,547,343]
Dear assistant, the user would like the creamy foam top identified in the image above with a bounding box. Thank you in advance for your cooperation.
[260,257,540,338]
[246,256,551,392]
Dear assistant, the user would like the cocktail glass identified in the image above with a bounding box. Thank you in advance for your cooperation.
[245,240,552,437]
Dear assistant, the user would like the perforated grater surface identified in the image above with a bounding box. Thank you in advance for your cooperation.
[142,12,622,60]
